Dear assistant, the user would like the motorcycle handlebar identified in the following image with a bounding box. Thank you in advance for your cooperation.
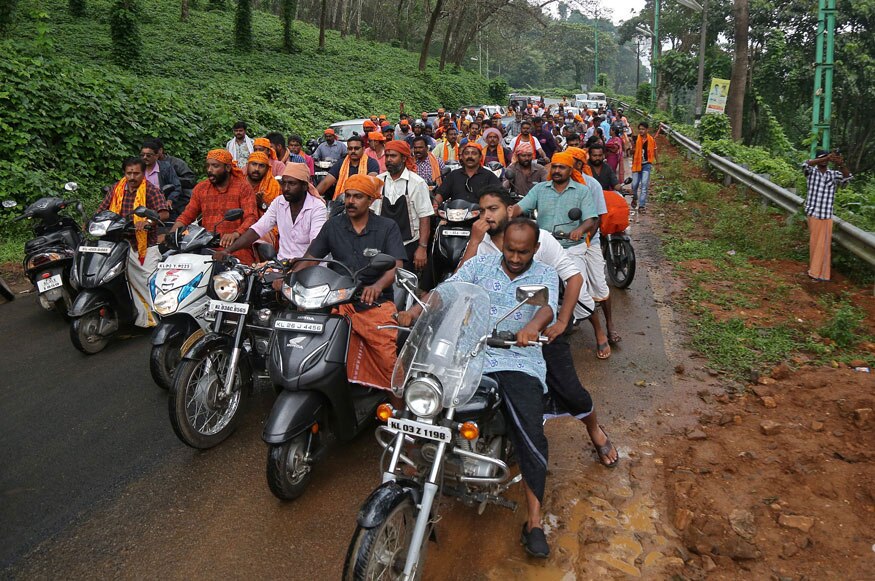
[486,335,549,348]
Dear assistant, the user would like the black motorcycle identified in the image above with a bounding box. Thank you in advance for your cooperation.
[262,252,397,500]
[10,183,86,317]
[168,251,284,449]
[430,198,480,285]
[602,177,636,289]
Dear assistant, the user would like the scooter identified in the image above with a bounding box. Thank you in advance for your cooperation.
[262,252,398,500]
[430,198,480,284]
[601,177,636,289]
[147,209,244,390]
[68,206,153,354]
[9,183,86,317]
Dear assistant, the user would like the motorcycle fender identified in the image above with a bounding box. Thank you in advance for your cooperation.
[151,314,200,346]
[182,332,235,361]
[262,390,327,445]
[69,289,109,317]
[356,480,422,529]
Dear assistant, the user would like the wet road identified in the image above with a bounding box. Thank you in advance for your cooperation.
[2,209,703,579]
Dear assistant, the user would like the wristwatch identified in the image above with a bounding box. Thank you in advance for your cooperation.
[418,243,428,248]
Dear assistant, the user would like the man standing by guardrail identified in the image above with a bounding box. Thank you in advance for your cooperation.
[803,150,852,282]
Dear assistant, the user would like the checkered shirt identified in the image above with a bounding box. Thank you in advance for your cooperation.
[803,164,852,220]
[97,180,169,246]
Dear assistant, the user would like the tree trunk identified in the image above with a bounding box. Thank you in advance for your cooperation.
[181,0,189,20]
[726,0,748,141]
[418,0,443,71]
[439,14,457,70]
[355,0,361,38]
[318,0,327,48]
[339,0,348,37]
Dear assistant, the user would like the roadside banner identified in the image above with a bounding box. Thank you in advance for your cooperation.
[706,78,730,115]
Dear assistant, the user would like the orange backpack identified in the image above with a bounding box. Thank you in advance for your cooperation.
[600,190,630,235]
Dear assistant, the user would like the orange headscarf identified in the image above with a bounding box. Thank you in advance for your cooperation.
[384,140,417,171]
[334,152,370,200]
[207,149,243,177]
[367,131,386,142]
[247,152,281,211]
[566,147,593,179]
[282,163,322,199]
[253,137,278,160]
[344,174,383,199]
[551,152,586,184]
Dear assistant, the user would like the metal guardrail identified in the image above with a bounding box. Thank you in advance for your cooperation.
[610,99,875,268]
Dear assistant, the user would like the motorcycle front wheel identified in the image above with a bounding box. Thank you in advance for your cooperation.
[169,345,250,449]
[605,238,636,289]
[344,497,420,581]
[150,335,185,391]
[266,433,313,500]
[70,310,112,354]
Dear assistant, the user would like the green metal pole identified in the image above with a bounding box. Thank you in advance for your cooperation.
[823,0,835,151]
[595,24,599,86]
[810,0,826,157]
[651,0,659,106]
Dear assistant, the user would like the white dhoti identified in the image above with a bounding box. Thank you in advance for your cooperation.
[127,245,160,328]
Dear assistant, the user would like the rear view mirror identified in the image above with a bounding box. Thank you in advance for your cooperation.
[515,284,549,307]
[223,208,244,221]
[567,208,582,221]
[2,200,17,209]
[64,182,79,192]
[395,268,418,289]
[369,253,397,272]
[161,184,175,194]
[133,206,161,221]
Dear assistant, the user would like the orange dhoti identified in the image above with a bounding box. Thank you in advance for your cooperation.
[336,301,398,390]
[807,216,833,281]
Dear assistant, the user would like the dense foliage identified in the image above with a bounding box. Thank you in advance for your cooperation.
[108,0,142,64]
[234,0,252,51]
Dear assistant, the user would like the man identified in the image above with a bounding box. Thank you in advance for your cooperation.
[419,111,430,126]
[372,141,434,271]
[599,116,612,142]
[532,117,558,159]
[587,143,619,191]
[565,132,581,151]
[503,143,546,197]
[409,120,436,149]
[803,150,852,281]
[140,140,184,220]
[433,142,501,206]
[365,131,387,173]
[172,149,258,263]
[381,123,396,142]
[226,121,254,169]
[288,134,314,175]
[399,219,559,558]
[317,135,380,200]
[511,152,613,359]
[216,163,326,262]
[460,121,481,147]
[312,128,347,163]
[267,132,291,164]
[96,157,169,327]
[432,108,445,130]
[152,138,196,192]
[630,122,657,212]
[507,111,524,137]
[482,127,511,167]
[253,137,286,177]
[432,127,460,162]
[245,151,281,221]
[461,187,620,469]
[394,119,413,142]
[508,121,545,161]
[297,174,407,392]
[412,135,444,188]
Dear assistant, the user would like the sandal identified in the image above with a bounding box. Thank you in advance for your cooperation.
[596,341,611,360]
[608,331,622,346]
[593,425,620,468]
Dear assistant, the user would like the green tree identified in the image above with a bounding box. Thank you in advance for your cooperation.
[636,82,652,108]
[109,0,142,65]
[234,0,252,51]
[281,0,298,52]
[209,0,227,9]
[0,0,18,36]
[68,0,86,17]
[597,72,608,87]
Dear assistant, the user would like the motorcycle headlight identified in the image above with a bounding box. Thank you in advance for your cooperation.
[152,290,179,315]
[446,208,468,222]
[324,286,357,307]
[289,282,330,309]
[88,220,111,237]
[99,259,126,284]
[212,270,245,302]
[404,376,443,419]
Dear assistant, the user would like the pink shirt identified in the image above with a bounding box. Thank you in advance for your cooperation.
[250,193,327,260]
[365,147,387,172]
[145,163,160,188]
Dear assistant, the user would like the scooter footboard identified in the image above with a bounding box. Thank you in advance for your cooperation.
[262,390,328,445]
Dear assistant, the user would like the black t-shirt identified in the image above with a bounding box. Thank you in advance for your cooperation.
[324,156,381,200]
[588,162,619,191]
[435,167,502,204]
[307,212,407,300]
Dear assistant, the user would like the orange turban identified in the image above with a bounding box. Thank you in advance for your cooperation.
[344,174,383,199]
[207,149,243,177]
[367,131,386,142]
[461,142,483,156]
[247,151,270,166]
[565,147,588,165]
[363,120,377,131]
[253,137,277,160]
[281,162,322,198]
[551,152,576,169]
[384,140,416,171]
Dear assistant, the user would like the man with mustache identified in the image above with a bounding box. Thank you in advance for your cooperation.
[433,142,501,206]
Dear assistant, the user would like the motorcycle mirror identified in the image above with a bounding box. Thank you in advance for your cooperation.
[567,208,583,221]
[623,177,633,185]
[515,284,549,307]
[223,208,244,222]
[64,182,79,192]
[2,200,17,208]
[395,268,418,289]
[369,253,397,272]
[257,244,277,262]
[133,206,161,221]
[504,168,516,181]
[161,184,175,194]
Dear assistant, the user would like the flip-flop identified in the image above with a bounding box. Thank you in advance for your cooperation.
[596,341,611,360]
[608,331,622,346]
[593,425,620,468]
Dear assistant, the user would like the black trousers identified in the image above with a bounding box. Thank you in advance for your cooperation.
[542,335,594,420]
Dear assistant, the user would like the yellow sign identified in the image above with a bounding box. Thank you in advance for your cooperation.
[706,78,731,115]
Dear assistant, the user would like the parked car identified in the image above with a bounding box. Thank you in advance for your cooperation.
[327,119,369,141]
[587,92,607,109]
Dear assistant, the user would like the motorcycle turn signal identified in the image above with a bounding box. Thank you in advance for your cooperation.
[376,403,394,422]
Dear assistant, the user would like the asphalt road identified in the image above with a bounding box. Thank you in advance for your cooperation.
[1,205,694,579]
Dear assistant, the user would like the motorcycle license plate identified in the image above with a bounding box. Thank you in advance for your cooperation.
[275,320,324,333]
[388,418,452,443]
[208,300,249,315]
[37,274,62,292]
[443,230,469,237]
[158,263,191,270]
[78,246,111,254]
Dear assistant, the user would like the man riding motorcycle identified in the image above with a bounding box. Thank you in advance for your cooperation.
[433,143,501,206]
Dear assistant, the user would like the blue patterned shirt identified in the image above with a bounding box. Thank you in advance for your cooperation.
[515,179,600,248]
[446,254,559,391]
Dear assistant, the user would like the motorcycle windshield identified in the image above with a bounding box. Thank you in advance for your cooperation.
[391,281,490,408]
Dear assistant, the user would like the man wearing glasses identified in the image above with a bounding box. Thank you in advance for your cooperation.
[433,142,502,206]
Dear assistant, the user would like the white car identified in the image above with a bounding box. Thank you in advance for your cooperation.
[328,119,369,141]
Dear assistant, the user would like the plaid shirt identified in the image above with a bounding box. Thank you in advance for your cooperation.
[415,156,444,184]
[97,180,169,246]
[803,164,852,219]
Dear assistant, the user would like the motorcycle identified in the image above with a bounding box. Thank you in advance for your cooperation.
[9,183,86,317]
[147,209,244,390]
[344,277,550,580]
[262,252,398,500]
[168,252,284,449]
[313,159,336,188]
[68,206,155,354]
[601,177,636,289]
[430,198,479,285]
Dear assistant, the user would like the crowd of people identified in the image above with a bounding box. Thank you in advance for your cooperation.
[100,100,655,559]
